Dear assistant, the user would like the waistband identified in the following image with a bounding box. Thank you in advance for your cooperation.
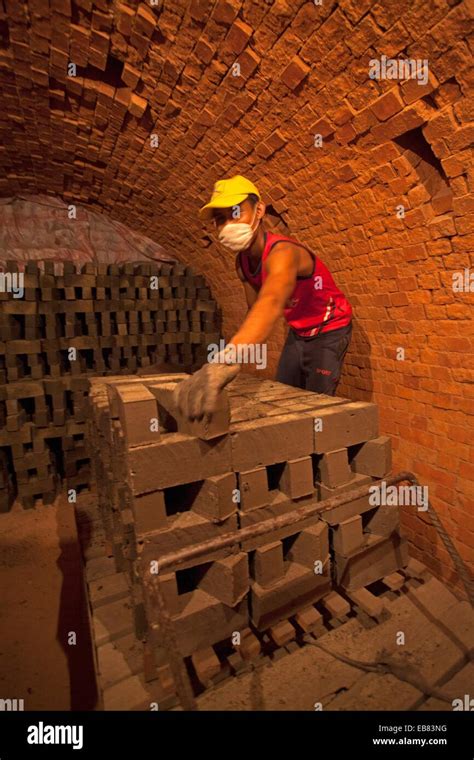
[291,320,353,341]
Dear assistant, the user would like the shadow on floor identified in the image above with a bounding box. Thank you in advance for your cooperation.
[55,497,98,710]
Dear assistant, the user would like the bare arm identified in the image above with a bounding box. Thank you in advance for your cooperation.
[174,244,299,421]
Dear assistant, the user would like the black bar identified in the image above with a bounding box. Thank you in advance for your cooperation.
[0,710,472,757]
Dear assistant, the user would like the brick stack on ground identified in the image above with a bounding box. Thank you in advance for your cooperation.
[0,260,220,509]
[87,372,409,703]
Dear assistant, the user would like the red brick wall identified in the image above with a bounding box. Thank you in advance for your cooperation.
[0,0,472,596]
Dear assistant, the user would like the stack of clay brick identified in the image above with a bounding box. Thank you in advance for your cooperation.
[87,372,408,684]
[0,260,220,509]
[0,377,89,509]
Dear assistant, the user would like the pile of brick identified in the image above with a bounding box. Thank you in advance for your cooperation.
[87,372,409,703]
[0,260,220,509]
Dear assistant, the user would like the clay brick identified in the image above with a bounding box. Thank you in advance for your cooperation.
[285,522,329,568]
[194,37,215,65]
[332,514,364,556]
[97,634,142,691]
[347,587,384,618]
[252,541,284,587]
[312,117,335,138]
[122,62,141,88]
[128,433,232,492]
[335,533,409,590]
[375,107,425,141]
[401,71,438,105]
[151,591,248,657]
[129,93,147,117]
[115,3,135,37]
[236,48,260,78]
[225,19,253,54]
[350,436,391,478]
[146,380,184,431]
[383,571,405,590]
[102,673,159,711]
[268,619,294,646]
[266,129,287,152]
[189,0,210,22]
[90,28,109,55]
[89,572,128,608]
[153,381,230,440]
[293,605,324,634]
[211,0,240,25]
[192,473,237,522]
[250,559,331,630]
[335,122,357,144]
[135,3,157,38]
[51,0,72,15]
[187,396,230,440]
[199,553,249,606]
[363,503,400,537]
[319,448,352,488]
[279,456,314,498]
[132,490,167,534]
[92,598,134,647]
[156,572,180,615]
[406,558,430,580]
[231,413,314,470]
[239,628,261,660]
[191,647,221,686]
[239,466,269,511]
[114,87,132,114]
[115,384,160,448]
[85,556,116,584]
[280,56,310,90]
[318,473,373,524]
[313,402,379,454]
[323,591,351,619]
[432,187,453,215]
[370,88,404,121]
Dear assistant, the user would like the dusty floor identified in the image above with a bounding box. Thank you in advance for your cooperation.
[1,492,472,713]
[0,495,97,710]
[193,578,473,711]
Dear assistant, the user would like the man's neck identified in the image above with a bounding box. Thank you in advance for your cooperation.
[244,224,266,262]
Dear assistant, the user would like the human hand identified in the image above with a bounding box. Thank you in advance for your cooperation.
[173,360,240,421]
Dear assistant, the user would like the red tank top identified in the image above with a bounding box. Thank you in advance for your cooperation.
[239,231,352,337]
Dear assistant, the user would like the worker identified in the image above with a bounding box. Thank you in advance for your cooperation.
[174,175,353,421]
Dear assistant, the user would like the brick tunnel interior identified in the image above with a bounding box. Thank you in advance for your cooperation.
[0,0,472,719]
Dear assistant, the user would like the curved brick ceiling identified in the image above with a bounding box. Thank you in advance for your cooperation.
[0,0,472,340]
[0,0,472,345]
[0,0,473,594]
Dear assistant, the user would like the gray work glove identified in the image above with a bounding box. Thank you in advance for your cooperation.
[173,360,240,421]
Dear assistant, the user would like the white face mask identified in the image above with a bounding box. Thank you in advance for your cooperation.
[217,206,259,252]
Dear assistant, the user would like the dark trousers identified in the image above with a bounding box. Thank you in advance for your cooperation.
[276,322,353,395]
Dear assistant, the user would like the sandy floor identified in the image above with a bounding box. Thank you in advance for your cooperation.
[0,495,97,710]
[1,492,471,713]
[194,582,473,711]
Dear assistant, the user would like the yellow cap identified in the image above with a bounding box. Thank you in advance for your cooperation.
[199,175,260,221]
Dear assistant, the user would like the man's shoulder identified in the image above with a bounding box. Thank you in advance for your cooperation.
[267,231,309,251]
[266,235,312,262]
